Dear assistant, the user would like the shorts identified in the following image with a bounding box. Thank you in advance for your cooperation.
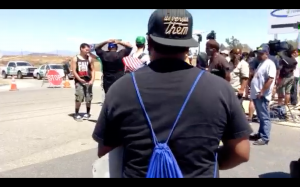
[277,76,294,96]
[75,83,93,102]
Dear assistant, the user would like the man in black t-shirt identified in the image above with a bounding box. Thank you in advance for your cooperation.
[92,9,251,178]
[206,40,231,82]
[94,39,132,93]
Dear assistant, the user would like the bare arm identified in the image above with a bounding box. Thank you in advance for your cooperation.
[219,85,252,170]
[239,62,249,93]
[90,58,95,83]
[95,40,110,50]
[115,40,132,48]
[261,78,274,93]
[218,137,250,170]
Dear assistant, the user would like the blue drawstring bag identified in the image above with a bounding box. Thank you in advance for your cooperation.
[131,70,219,178]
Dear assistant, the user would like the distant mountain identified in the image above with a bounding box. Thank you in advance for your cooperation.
[0,50,76,56]
[0,50,32,56]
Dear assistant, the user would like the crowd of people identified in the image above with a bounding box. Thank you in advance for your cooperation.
[198,38,299,145]
[66,9,299,178]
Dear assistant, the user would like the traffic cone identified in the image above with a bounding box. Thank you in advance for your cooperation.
[63,75,71,88]
[9,76,18,91]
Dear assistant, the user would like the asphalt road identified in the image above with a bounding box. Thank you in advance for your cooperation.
[0,78,299,178]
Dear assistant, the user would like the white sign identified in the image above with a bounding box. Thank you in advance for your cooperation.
[268,9,300,34]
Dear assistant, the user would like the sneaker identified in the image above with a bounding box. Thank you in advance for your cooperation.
[253,139,268,145]
[249,133,260,141]
[83,114,91,120]
[74,114,82,121]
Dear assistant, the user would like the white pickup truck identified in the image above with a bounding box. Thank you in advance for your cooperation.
[1,61,37,79]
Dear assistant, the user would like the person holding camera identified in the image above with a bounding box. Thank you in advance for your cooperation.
[277,51,298,119]
[290,49,300,106]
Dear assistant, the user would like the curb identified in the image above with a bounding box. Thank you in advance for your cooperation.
[273,121,300,128]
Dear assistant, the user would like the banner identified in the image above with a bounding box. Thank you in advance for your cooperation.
[268,9,300,34]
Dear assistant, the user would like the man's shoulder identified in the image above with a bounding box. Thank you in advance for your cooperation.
[240,60,248,65]
[265,58,276,66]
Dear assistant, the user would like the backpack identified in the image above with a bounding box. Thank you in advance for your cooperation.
[131,70,219,178]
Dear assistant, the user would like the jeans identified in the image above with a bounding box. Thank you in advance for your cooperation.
[253,97,271,142]
[291,77,299,105]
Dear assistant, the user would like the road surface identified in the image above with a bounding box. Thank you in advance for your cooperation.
[0,79,299,178]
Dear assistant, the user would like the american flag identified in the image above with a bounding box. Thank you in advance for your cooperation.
[122,56,145,72]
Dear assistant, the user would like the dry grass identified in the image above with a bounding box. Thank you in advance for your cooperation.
[0,79,9,84]
[0,55,101,71]
[0,55,197,72]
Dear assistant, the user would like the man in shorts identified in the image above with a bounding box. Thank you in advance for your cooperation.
[71,43,95,121]
[277,52,298,119]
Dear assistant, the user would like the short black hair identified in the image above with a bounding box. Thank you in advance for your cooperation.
[249,51,255,58]
[136,44,145,49]
[80,43,90,49]
[149,37,188,55]
[207,40,220,51]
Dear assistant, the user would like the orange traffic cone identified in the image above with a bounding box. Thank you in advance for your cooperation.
[63,76,71,88]
[9,76,18,91]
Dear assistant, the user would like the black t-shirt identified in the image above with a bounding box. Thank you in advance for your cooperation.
[93,58,252,178]
[278,54,297,78]
[196,52,208,69]
[95,48,132,74]
[208,54,231,79]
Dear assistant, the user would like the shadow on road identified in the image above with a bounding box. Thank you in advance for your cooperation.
[92,101,103,105]
[0,148,97,178]
[259,172,290,178]
[87,119,97,123]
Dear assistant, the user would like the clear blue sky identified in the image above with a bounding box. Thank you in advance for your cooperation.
[0,9,297,53]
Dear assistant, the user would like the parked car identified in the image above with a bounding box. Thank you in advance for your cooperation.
[1,61,37,79]
[33,64,73,80]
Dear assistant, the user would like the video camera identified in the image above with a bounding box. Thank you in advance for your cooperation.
[268,39,293,56]
[206,30,216,40]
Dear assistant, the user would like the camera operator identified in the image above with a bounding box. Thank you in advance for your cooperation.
[290,48,300,106]
[277,51,298,119]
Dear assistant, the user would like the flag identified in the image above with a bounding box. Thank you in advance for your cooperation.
[122,56,145,72]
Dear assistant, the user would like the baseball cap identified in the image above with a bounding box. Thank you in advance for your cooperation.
[256,45,269,53]
[108,43,117,49]
[147,9,198,48]
[136,36,146,45]
[254,44,269,53]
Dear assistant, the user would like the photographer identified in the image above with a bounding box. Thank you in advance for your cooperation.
[290,48,300,106]
[277,51,298,119]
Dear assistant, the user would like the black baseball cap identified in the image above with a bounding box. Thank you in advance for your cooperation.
[147,9,198,48]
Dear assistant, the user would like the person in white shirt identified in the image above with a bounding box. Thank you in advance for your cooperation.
[220,49,230,62]
[290,49,300,106]
[131,36,150,65]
